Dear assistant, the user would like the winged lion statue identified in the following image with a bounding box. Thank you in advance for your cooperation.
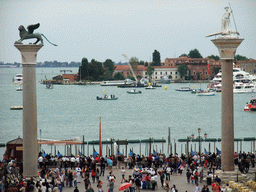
[15,23,57,46]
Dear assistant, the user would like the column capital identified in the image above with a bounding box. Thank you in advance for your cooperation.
[14,44,43,65]
[211,38,243,60]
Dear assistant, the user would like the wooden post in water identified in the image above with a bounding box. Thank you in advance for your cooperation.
[87,141,89,156]
[181,144,183,155]
[253,140,255,153]
[51,145,52,155]
[54,146,56,156]
[125,141,128,157]
[174,139,176,154]
[140,141,141,156]
[83,135,85,155]
[162,137,164,154]
[240,141,242,152]
[214,142,216,153]
[209,143,211,153]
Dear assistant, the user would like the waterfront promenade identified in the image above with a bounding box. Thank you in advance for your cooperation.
[63,166,205,192]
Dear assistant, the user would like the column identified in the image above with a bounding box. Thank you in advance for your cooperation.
[14,44,43,178]
[211,38,243,171]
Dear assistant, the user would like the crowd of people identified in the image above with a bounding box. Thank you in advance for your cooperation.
[0,150,255,192]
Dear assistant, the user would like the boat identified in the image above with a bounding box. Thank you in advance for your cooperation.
[191,89,197,94]
[127,89,142,94]
[100,79,134,86]
[10,105,23,110]
[175,87,192,92]
[96,95,118,100]
[145,85,156,90]
[209,65,256,89]
[197,89,215,96]
[244,99,256,111]
[46,82,54,89]
[13,74,23,84]
[16,87,23,91]
[233,82,256,94]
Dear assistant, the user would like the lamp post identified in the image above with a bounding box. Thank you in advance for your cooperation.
[198,128,201,165]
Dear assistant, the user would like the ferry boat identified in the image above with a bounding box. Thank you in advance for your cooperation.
[100,79,134,86]
[13,74,23,84]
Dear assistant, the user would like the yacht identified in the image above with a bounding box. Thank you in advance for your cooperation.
[233,82,256,94]
[13,74,23,84]
[210,66,256,89]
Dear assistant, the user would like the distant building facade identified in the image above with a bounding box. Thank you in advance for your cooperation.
[236,60,256,75]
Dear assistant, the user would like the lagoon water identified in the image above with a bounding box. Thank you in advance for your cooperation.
[0,67,255,156]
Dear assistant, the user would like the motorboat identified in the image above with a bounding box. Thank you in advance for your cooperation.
[233,82,256,94]
[175,87,192,92]
[100,79,134,86]
[16,87,23,91]
[197,89,215,96]
[127,89,142,94]
[244,99,256,111]
[13,74,23,84]
[10,105,23,110]
[96,95,118,100]
[191,89,197,94]
[210,66,256,89]
[145,85,156,90]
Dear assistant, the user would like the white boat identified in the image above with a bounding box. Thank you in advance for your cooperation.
[233,82,256,94]
[175,87,192,92]
[210,66,256,89]
[10,105,23,110]
[145,85,156,90]
[16,87,23,91]
[197,89,215,96]
[100,79,134,86]
[13,74,23,84]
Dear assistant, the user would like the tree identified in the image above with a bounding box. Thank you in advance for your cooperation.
[129,57,139,75]
[88,59,104,81]
[139,60,145,65]
[179,53,188,58]
[103,59,116,74]
[207,55,220,60]
[114,72,125,80]
[188,49,203,58]
[145,62,148,67]
[152,50,161,66]
[79,57,89,80]
[177,64,189,80]
[146,64,155,80]
[235,54,248,61]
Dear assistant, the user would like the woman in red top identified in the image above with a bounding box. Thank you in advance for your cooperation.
[91,169,97,183]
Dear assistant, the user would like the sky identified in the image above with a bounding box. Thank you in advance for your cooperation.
[0,0,255,64]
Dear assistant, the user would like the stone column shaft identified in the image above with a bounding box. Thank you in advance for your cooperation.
[15,44,43,178]
[211,38,243,171]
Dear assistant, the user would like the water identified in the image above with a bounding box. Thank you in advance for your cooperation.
[0,68,255,156]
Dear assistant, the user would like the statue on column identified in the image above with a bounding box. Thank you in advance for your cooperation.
[15,23,57,46]
[206,6,239,38]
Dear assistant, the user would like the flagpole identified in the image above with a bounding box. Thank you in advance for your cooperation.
[99,117,102,157]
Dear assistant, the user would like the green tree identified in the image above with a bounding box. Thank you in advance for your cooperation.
[207,55,220,60]
[139,60,145,65]
[146,64,155,80]
[152,50,161,66]
[114,72,125,80]
[188,49,203,58]
[79,57,89,80]
[88,59,104,81]
[145,62,148,67]
[177,64,189,80]
[179,53,188,57]
[235,54,248,61]
[103,59,116,74]
[129,57,139,71]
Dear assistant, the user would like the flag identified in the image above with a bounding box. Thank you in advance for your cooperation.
[57,151,62,157]
[191,151,197,156]
[78,150,83,156]
[153,150,157,155]
[216,147,221,155]
[93,147,98,157]
[130,149,135,156]
[204,148,209,155]
[207,63,210,75]
[43,151,47,157]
